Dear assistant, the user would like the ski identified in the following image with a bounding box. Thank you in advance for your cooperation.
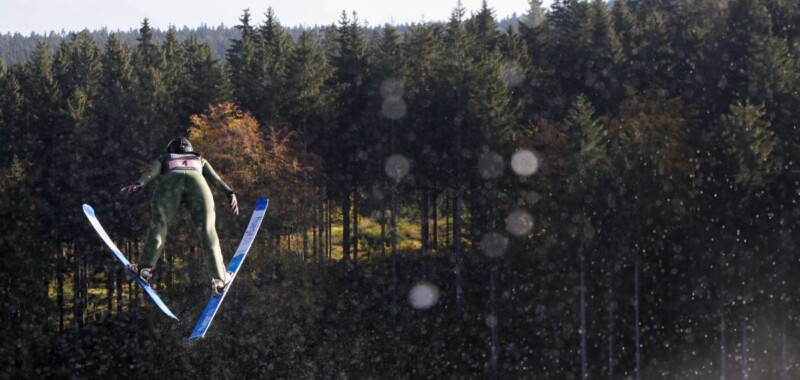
[82,204,179,320]
[189,197,269,340]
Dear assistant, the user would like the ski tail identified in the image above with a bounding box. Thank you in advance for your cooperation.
[189,197,268,340]
[83,204,178,320]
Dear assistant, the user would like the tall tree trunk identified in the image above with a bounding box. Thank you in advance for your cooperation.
[489,264,499,379]
[328,199,333,259]
[454,186,464,315]
[380,196,387,257]
[106,259,114,314]
[720,308,726,380]
[83,257,89,322]
[741,319,749,379]
[303,221,309,264]
[57,245,65,332]
[72,242,83,329]
[634,248,641,380]
[167,247,173,295]
[116,261,123,314]
[445,190,450,249]
[391,181,399,322]
[432,189,438,250]
[313,202,319,263]
[353,178,359,268]
[342,193,350,265]
[781,316,788,380]
[580,251,587,380]
[607,284,615,380]
[421,186,429,280]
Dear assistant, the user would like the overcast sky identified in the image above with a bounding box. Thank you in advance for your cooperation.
[1,0,550,35]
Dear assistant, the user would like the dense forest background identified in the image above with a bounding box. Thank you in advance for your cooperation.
[2,0,800,378]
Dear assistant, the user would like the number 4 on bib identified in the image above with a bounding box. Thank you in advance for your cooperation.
[189,197,269,340]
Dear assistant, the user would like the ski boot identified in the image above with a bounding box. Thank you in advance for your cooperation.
[129,263,153,284]
[211,271,234,295]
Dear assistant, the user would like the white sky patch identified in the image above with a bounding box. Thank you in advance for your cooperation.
[1,0,549,34]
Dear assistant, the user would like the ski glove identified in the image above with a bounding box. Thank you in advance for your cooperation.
[120,183,142,196]
[229,193,239,215]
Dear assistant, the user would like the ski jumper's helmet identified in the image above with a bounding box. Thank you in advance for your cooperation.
[167,137,194,154]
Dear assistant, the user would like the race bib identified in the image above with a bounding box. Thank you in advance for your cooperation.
[167,156,202,171]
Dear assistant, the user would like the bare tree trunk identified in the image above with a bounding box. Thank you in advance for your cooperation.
[83,257,90,322]
[580,252,587,380]
[489,264,499,379]
[720,308,726,380]
[72,242,83,329]
[353,180,359,268]
[432,189,438,250]
[328,199,333,260]
[312,204,318,263]
[116,261,123,314]
[391,181,399,322]
[445,190,450,249]
[421,187,429,280]
[607,285,615,380]
[303,222,309,264]
[741,319,749,379]
[106,259,114,314]
[454,186,463,315]
[634,248,641,380]
[781,317,788,380]
[380,196,387,257]
[167,247,173,294]
[57,245,65,332]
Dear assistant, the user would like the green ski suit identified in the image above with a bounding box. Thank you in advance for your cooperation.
[135,153,235,281]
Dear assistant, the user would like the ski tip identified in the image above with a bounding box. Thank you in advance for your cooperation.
[255,197,269,211]
[82,204,95,217]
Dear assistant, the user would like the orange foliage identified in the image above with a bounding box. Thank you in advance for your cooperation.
[188,102,320,228]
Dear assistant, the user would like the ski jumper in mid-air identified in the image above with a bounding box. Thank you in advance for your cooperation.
[120,137,239,294]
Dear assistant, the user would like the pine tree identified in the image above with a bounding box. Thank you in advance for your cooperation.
[132,19,169,151]
[720,101,776,192]
[260,7,294,123]
[562,94,608,380]
[162,27,188,134]
[180,36,230,122]
[715,0,774,114]
[518,0,559,118]
[548,0,593,114]
[0,61,23,165]
[286,30,333,149]
[328,11,372,266]
[636,10,673,91]
[95,34,137,233]
[466,0,502,55]
[747,34,798,126]
[585,0,624,113]
[227,9,266,120]
[0,157,48,374]
[19,42,62,197]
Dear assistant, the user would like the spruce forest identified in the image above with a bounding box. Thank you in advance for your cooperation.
[2,0,800,378]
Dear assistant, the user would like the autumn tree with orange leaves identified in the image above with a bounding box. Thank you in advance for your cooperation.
[188,102,319,237]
